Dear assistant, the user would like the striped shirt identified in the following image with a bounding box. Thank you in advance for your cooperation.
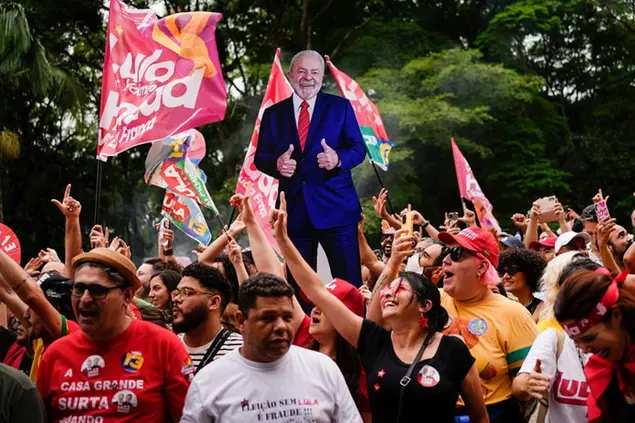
[178,330,243,369]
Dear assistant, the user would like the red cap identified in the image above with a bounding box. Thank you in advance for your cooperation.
[325,279,365,317]
[438,227,500,268]
[528,237,557,251]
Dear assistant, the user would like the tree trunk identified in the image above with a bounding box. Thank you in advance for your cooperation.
[300,0,311,48]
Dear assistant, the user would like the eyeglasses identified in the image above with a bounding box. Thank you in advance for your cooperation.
[446,246,477,262]
[499,266,521,276]
[72,282,124,299]
[171,287,215,300]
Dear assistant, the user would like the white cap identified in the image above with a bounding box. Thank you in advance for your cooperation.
[555,231,592,253]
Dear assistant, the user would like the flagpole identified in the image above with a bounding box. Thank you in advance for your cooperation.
[93,160,103,225]
[364,144,396,215]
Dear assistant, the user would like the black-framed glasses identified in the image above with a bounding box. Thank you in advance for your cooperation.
[72,282,124,299]
[447,246,477,262]
[171,287,215,300]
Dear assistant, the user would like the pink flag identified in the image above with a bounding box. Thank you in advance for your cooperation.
[326,57,393,170]
[98,0,227,159]
[235,48,293,249]
[451,138,501,232]
[0,223,21,265]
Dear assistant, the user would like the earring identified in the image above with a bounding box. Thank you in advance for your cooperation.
[419,311,429,330]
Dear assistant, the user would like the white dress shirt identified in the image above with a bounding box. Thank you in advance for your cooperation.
[292,93,317,127]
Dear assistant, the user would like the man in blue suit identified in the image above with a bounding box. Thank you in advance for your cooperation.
[255,50,365,309]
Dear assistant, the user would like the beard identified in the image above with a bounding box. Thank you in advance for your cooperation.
[172,302,209,334]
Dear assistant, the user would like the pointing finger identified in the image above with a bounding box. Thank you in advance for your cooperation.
[279,192,287,213]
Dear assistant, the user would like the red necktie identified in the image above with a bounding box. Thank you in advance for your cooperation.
[298,101,310,151]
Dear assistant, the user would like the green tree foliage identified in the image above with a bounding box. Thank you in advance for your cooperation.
[2,0,635,262]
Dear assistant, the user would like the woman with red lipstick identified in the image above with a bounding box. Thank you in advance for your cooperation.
[555,269,635,422]
[272,196,487,423]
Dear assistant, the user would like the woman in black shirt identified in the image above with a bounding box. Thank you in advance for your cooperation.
[274,212,488,423]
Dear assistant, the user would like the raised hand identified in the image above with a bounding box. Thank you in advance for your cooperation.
[229,194,255,227]
[270,191,289,241]
[458,209,477,227]
[276,145,297,178]
[24,257,44,277]
[372,188,389,218]
[529,201,541,222]
[597,217,617,249]
[227,236,243,266]
[511,213,528,231]
[526,359,550,405]
[592,189,609,204]
[51,184,81,219]
[38,248,61,263]
[388,227,415,265]
[317,139,339,170]
[158,227,174,251]
[90,225,110,249]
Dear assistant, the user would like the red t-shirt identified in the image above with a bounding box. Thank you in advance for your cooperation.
[37,319,193,423]
[292,315,315,349]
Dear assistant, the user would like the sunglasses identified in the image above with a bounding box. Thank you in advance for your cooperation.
[499,266,522,276]
[446,246,477,262]
[72,282,124,300]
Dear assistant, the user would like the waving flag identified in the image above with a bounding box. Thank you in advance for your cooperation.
[235,48,293,248]
[451,139,501,233]
[145,131,218,214]
[326,57,393,170]
[162,191,212,245]
[98,0,227,159]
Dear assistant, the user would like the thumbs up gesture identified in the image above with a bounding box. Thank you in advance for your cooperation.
[277,145,297,178]
[317,139,340,170]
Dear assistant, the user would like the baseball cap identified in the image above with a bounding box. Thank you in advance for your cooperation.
[38,272,74,318]
[72,248,141,292]
[500,236,525,249]
[438,227,500,268]
[554,232,591,254]
[325,279,365,317]
[528,237,557,251]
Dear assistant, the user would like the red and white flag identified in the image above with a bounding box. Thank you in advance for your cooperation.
[235,48,293,249]
[98,0,227,159]
[451,138,501,232]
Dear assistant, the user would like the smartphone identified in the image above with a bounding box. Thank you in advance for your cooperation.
[595,200,611,221]
[536,196,558,223]
[160,217,170,247]
[402,211,414,237]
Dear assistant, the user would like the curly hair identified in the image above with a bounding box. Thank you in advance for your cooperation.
[498,248,547,293]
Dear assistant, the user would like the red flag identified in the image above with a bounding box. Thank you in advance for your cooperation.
[235,49,293,249]
[451,139,501,232]
[98,0,227,159]
[326,57,393,170]
[0,223,21,265]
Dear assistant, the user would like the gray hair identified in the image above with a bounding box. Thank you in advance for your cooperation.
[289,50,325,73]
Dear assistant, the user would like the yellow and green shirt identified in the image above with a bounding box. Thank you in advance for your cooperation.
[441,291,538,405]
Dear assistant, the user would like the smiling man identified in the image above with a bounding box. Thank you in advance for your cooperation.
[255,50,366,311]
[181,273,361,422]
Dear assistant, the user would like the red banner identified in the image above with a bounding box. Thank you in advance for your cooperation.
[451,138,501,232]
[235,48,293,248]
[98,0,227,159]
[0,223,21,265]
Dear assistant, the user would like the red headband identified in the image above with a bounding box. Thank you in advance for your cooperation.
[562,270,628,338]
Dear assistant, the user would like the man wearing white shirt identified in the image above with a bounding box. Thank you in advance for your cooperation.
[180,273,362,423]
[254,50,366,312]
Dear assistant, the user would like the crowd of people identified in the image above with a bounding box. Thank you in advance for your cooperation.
[1,182,634,422]
[2,50,635,423]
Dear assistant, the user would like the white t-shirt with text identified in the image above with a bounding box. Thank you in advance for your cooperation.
[519,328,590,423]
[180,345,362,423]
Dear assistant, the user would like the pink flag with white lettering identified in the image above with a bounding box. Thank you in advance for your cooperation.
[0,223,21,265]
[98,0,227,159]
[235,49,293,249]
[451,138,501,232]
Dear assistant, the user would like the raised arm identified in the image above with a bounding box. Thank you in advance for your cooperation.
[524,203,540,248]
[230,194,306,332]
[366,228,414,326]
[51,184,82,278]
[273,192,363,347]
[0,249,64,338]
[358,217,385,278]
[597,218,621,275]
[0,273,28,329]
[157,225,178,265]
[227,237,249,285]
[198,218,246,266]
[373,188,401,230]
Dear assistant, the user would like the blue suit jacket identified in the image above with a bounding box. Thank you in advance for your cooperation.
[255,92,365,230]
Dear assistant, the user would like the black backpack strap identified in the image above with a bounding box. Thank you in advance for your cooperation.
[195,328,232,374]
[396,332,435,423]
